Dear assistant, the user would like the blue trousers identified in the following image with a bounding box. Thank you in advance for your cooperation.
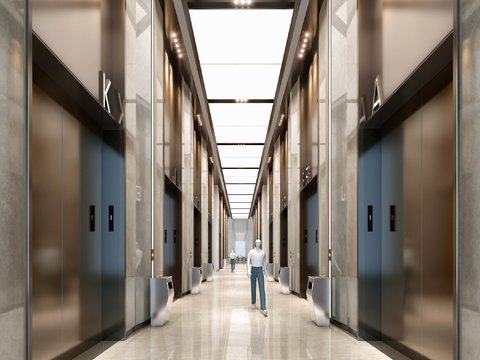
[230,258,235,272]
[250,266,266,310]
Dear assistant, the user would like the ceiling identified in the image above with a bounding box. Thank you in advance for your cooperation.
[190,8,293,219]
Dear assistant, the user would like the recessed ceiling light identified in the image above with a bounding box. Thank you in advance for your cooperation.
[174,38,179,43]
[305,32,310,38]
[298,54,304,58]
[172,32,177,38]
[246,0,252,4]
[302,43,307,48]
[178,54,183,58]
[234,0,239,4]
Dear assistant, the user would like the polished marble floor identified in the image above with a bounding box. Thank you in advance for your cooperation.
[91,265,390,360]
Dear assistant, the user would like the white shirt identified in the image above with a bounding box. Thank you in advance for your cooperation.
[229,252,237,259]
[247,248,266,270]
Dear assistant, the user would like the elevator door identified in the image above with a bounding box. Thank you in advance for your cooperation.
[381,84,454,360]
[32,84,102,359]
[164,189,176,279]
[194,209,201,267]
[280,208,288,267]
[208,222,212,263]
[300,186,319,297]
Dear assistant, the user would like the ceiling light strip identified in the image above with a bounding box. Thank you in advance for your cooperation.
[249,0,310,217]
[173,0,232,216]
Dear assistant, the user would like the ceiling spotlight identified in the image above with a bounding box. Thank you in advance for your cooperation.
[303,38,308,44]
[246,0,252,4]
[305,32,310,38]
[300,48,305,53]
[174,38,179,43]
[172,32,177,38]
[234,0,240,4]
[178,54,183,58]
[298,54,304,59]
[302,43,307,48]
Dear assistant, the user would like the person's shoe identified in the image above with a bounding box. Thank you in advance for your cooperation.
[261,309,268,317]
[251,304,256,310]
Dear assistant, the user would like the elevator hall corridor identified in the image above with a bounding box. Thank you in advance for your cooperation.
[79,265,389,360]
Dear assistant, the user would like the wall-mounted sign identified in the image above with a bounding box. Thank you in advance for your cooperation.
[372,75,383,113]
[99,70,124,126]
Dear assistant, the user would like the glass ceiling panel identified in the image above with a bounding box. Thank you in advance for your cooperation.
[223,169,259,179]
[229,195,252,203]
[232,214,249,220]
[190,10,293,64]
[201,64,280,99]
[224,174,257,184]
[230,203,251,209]
[210,103,272,127]
[215,126,267,143]
[226,184,255,194]
[221,156,260,168]
[218,145,263,158]
[190,9,293,215]
[231,211,250,215]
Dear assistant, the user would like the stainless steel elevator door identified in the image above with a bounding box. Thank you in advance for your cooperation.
[32,84,64,360]
[32,84,103,359]
[380,83,454,359]
[420,84,454,360]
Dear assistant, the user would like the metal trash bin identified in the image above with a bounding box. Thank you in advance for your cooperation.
[204,263,214,282]
[279,267,290,294]
[306,276,330,326]
[190,267,203,294]
[150,276,174,326]
[267,263,274,282]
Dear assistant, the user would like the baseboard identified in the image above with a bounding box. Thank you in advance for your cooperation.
[331,319,358,338]
[125,319,150,339]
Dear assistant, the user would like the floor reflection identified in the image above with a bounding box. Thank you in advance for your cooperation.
[91,264,390,360]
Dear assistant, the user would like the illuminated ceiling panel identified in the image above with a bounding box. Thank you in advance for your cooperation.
[228,195,252,203]
[189,10,293,64]
[201,64,280,99]
[214,127,268,144]
[210,103,272,127]
[229,203,251,209]
[190,8,293,218]
[226,184,255,195]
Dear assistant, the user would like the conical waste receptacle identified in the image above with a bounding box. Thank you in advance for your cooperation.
[150,276,174,326]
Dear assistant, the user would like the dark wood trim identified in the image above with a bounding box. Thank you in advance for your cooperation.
[361,32,453,130]
[218,143,265,146]
[32,33,122,131]
[165,174,183,193]
[223,167,259,170]
[125,320,150,339]
[331,319,358,338]
[208,99,274,103]
[188,0,294,9]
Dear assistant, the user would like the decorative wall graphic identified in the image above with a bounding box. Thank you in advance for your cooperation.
[99,71,125,126]
[99,70,112,113]
[116,90,125,125]
[359,95,367,123]
[372,75,383,113]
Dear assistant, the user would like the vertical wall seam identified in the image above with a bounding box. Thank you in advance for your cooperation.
[151,0,155,278]
[25,0,32,358]
[454,0,461,357]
